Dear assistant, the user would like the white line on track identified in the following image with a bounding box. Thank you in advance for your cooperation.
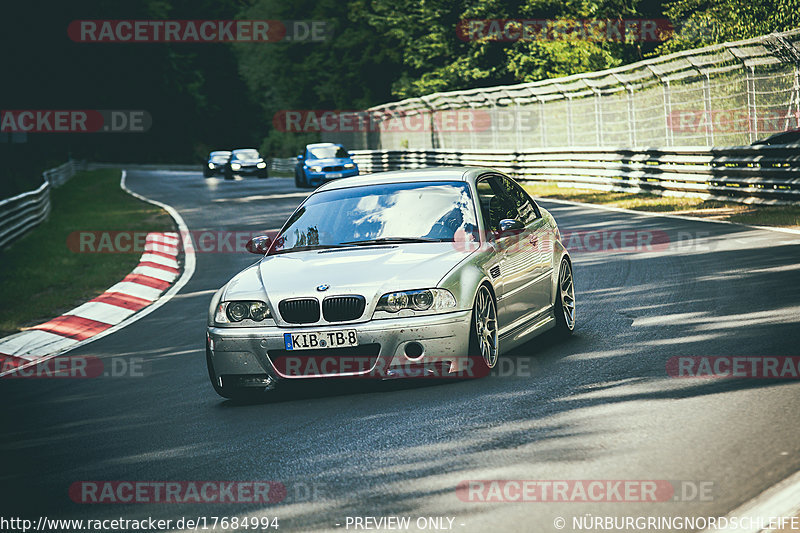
[539,197,800,236]
[701,469,800,532]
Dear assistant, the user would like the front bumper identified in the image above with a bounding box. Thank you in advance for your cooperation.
[207,310,472,383]
[231,165,267,176]
[306,168,359,186]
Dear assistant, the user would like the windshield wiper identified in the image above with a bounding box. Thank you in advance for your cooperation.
[339,237,448,246]
[270,244,357,255]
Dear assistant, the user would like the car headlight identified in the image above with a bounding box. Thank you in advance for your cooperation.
[344,163,356,169]
[257,161,267,169]
[309,166,323,173]
[231,163,241,170]
[208,163,215,169]
[215,301,271,324]
[376,289,456,313]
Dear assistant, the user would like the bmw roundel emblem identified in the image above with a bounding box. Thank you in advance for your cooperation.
[316,284,330,292]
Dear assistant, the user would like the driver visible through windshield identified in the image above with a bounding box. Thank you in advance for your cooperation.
[308,145,349,159]
[270,181,479,254]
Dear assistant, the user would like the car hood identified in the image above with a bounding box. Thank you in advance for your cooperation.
[221,243,470,305]
[305,157,353,167]
[233,158,262,164]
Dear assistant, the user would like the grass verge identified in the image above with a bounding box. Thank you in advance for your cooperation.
[523,182,800,229]
[0,169,174,337]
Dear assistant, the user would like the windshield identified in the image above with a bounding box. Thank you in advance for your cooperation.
[210,155,229,163]
[308,145,349,159]
[270,181,478,254]
[233,150,259,160]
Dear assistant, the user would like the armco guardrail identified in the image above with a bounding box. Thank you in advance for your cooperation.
[0,160,82,250]
[350,144,800,205]
[43,161,79,187]
[270,158,296,173]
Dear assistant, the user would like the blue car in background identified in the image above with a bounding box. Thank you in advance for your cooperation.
[294,143,359,188]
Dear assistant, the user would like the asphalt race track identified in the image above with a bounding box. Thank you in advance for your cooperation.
[2,170,800,532]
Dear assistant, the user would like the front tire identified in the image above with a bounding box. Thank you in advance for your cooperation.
[224,166,234,180]
[554,258,576,334]
[294,168,304,188]
[468,284,498,376]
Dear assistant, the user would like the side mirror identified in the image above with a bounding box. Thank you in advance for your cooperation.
[296,155,303,161]
[497,219,525,236]
[245,235,272,255]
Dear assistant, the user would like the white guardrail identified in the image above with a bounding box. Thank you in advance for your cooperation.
[349,144,800,205]
[0,160,83,250]
[269,158,296,172]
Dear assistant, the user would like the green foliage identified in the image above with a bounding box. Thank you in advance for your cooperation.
[259,130,321,158]
[658,0,800,53]
[5,0,797,170]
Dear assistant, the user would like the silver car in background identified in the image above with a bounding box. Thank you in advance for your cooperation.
[206,167,575,399]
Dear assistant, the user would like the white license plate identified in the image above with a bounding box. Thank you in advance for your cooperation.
[283,330,358,351]
[327,172,342,178]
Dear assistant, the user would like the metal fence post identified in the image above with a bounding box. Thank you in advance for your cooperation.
[566,95,574,146]
[627,87,636,146]
[593,92,602,146]
[539,99,547,148]
[792,65,800,130]
[491,102,499,150]
[703,72,714,146]
[747,65,758,142]
[665,79,673,147]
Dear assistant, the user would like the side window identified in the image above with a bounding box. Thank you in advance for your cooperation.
[500,177,540,224]
[476,177,518,232]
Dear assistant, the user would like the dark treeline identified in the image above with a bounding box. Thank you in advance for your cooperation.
[2,0,796,195]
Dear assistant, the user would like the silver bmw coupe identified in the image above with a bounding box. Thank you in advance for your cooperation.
[206,167,575,399]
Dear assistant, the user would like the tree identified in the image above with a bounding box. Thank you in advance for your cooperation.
[658,0,800,53]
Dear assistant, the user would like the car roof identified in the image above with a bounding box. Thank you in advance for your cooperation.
[306,142,341,149]
[316,166,500,191]
[209,151,230,155]
[232,148,259,152]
